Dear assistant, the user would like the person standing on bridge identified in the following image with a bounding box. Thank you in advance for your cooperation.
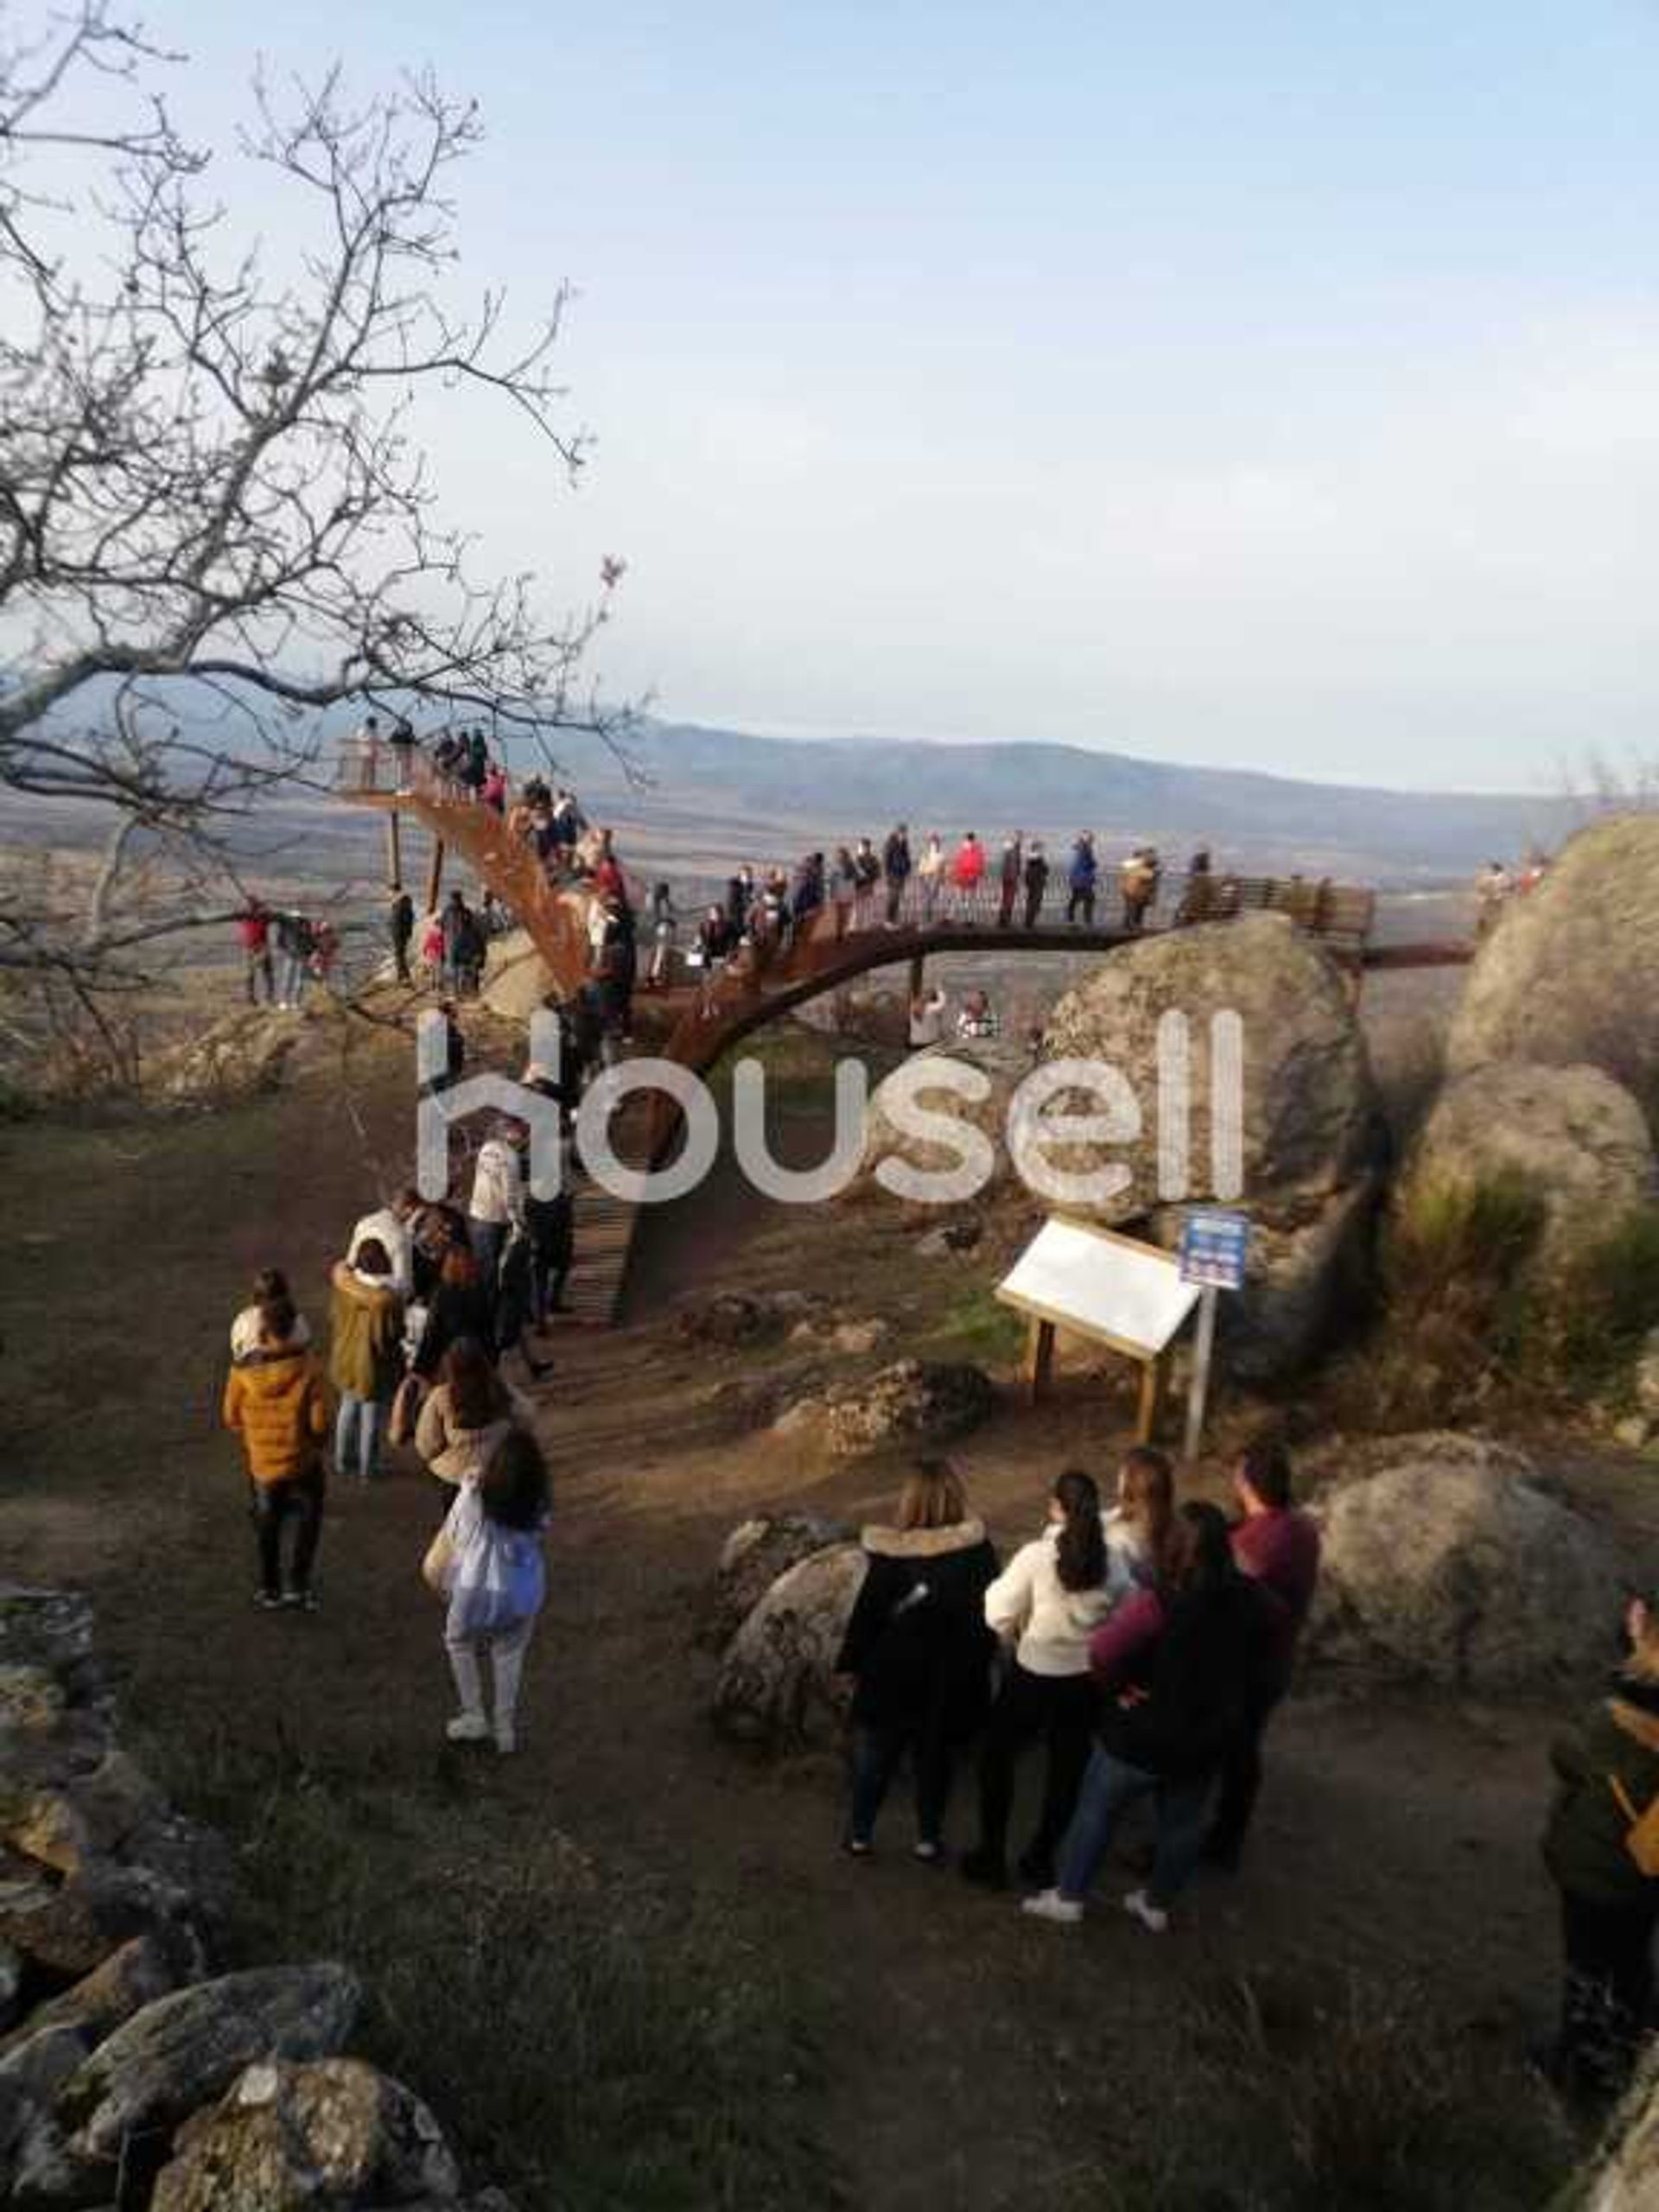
[882,824,912,927]
[950,832,986,917]
[918,833,946,925]
[791,851,826,942]
[1066,835,1098,927]
[830,846,858,939]
[389,886,415,985]
[997,836,1024,929]
[851,838,881,927]
[1023,841,1050,929]
[390,718,416,793]
[647,882,678,989]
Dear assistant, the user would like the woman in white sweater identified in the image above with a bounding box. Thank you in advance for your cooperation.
[961,1457,1171,1891]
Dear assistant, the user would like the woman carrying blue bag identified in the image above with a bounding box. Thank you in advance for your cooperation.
[423,1429,551,1756]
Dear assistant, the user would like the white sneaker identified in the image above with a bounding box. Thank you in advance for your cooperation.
[445,1713,491,1744]
[1123,1889,1170,1935]
[1021,1889,1084,1927]
[493,1721,518,1756]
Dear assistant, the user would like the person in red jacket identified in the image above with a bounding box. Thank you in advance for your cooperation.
[950,832,986,917]
[1205,1430,1322,1871]
[238,899,274,1006]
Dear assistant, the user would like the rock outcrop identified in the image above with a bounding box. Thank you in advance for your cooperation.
[1447,816,1659,1112]
[773,1359,995,1459]
[1306,1436,1622,1690]
[701,1515,858,1654]
[1400,1063,1656,1284]
[712,1544,865,1749]
[0,1585,515,2210]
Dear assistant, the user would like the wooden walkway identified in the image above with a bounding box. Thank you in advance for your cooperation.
[339,753,1473,1325]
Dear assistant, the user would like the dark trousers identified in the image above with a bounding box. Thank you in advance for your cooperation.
[1023,887,1044,928]
[1556,1887,1658,2094]
[1209,1682,1284,1864]
[849,1721,956,1849]
[974,1663,1096,1873]
[1066,887,1095,925]
[885,880,906,925]
[251,1467,325,1597]
[997,882,1017,926]
[245,949,274,1005]
[392,935,412,984]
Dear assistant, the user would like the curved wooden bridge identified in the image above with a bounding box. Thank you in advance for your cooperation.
[339,747,1473,1321]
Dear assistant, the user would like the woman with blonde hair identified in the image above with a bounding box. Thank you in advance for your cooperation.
[835,1459,999,1861]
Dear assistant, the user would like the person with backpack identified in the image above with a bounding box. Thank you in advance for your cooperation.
[960,1471,1133,1892]
[223,1290,331,1610]
[835,1459,1000,1861]
[1541,1595,1659,2096]
[327,1237,405,1484]
[1024,1502,1280,1933]
[424,1427,552,1755]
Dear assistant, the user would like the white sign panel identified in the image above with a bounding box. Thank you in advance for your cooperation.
[996,1217,1200,1359]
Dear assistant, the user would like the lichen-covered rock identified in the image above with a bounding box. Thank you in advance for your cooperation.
[1307,1435,1622,1689]
[0,1934,181,2063]
[777,1360,995,1460]
[56,1963,360,2162]
[1400,1063,1656,1284]
[675,1289,820,1346]
[1036,912,1382,1220]
[1572,2050,1659,2209]
[702,1515,857,1654]
[0,1591,96,1689]
[1447,816,1659,1113]
[713,1544,865,1748]
[151,2056,459,2211]
[0,1671,68,1739]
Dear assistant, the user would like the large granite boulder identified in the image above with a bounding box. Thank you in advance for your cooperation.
[701,1515,857,1654]
[1307,1434,1622,1690]
[713,1544,865,1749]
[855,1039,1027,1205]
[1447,816,1659,1112]
[1035,912,1382,1221]
[1399,1063,1656,1284]
[151,2057,460,2211]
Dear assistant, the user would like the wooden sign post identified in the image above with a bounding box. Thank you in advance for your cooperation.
[996,1218,1201,1446]
[1176,1208,1251,1462]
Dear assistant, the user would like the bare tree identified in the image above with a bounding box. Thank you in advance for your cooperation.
[0,2,626,979]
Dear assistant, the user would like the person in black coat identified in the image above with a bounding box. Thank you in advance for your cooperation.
[835,1459,999,1861]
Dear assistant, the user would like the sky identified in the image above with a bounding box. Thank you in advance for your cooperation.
[136,3,1659,790]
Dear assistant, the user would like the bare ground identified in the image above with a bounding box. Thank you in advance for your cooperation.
[0,1008,1629,2208]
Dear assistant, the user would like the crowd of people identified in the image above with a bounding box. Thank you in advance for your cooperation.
[235,899,340,1009]
[1475,852,1552,938]
[220,1085,577,1754]
[831,1438,1318,1929]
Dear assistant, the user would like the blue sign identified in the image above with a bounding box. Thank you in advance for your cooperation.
[1179,1208,1250,1292]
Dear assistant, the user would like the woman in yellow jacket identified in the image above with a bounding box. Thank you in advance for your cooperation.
[222,1292,332,1610]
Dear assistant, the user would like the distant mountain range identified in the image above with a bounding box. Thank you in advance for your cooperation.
[550,721,1581,885]
[0,702,1589,888]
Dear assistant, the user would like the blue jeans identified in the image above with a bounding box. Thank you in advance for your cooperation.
[335,1391,387,1484]
[849,1722,955,1850]
[1057,1743,1211,1910]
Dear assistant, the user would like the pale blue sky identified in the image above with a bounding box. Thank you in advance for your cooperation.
[160,2,1659,790]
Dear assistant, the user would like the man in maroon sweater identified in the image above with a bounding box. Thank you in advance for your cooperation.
[1206,1431,1322,1870]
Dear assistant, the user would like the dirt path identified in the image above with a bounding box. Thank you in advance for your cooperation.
[0,1024,1589,2207]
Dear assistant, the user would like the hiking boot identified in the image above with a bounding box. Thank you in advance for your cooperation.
[1021,1889,1084,1928]
[1123,1889,1170,1936]
[958,1847,1009,1891]
[445,1713,492,1745]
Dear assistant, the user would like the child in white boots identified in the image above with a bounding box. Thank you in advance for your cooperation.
[423,1428,551,1754]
